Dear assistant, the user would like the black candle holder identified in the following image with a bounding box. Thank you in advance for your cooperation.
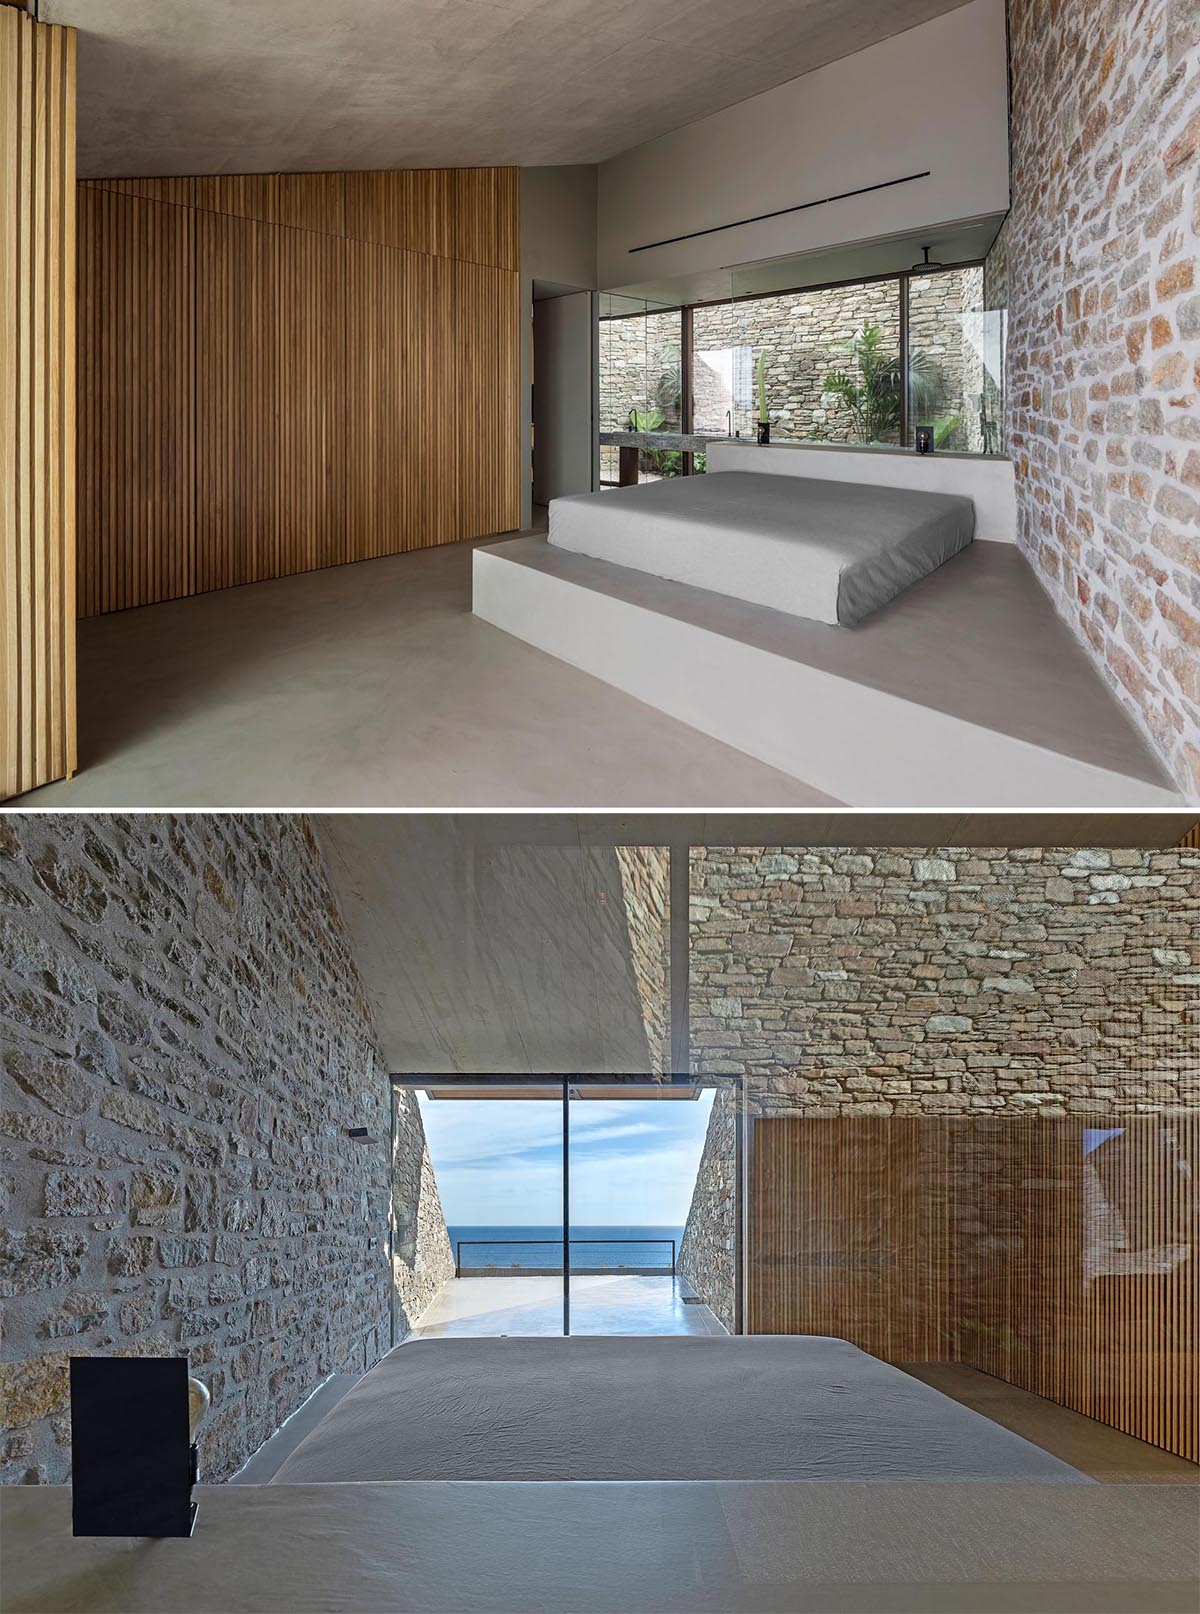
[756,421,770,445]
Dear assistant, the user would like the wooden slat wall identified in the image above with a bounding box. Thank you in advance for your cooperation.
[78,187,194,615]
[77,166,520,617]
[1,6,76,800]
[749,1114,1198,1462]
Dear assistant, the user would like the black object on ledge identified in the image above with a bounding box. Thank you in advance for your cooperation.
[756,421,770,445]
[70,1356,197,1538]
[914,425,935,455]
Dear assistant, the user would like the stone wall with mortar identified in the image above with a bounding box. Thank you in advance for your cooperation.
[678,1085,739,1333]
[391,1088,454,1334]
[1005,0,1200,797]
[615,846,671,1075]
[0,814,449,1485]
[688,846,1199,1116]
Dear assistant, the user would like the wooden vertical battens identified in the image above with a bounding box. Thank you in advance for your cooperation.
[749,1114,1198,1463]
[76,166,520,620]
[1,7,76,800]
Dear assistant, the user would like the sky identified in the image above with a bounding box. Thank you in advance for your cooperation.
[417,1091,715,1228]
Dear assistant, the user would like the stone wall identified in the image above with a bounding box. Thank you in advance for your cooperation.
[1005,0,1200,798]
[391,1088,454,1334]
[678,1085,738,1332]
[0,813,449,1485]
[688,846,1199,1116]
[615,847,671,1075]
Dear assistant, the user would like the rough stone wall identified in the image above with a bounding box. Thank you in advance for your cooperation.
[1005,0,1200,798]
[0,814,448,1485]
[689,846,1199,1116]
[678,1086,738,1332]
[615,847,671,1075]
[391,1088,454,1333]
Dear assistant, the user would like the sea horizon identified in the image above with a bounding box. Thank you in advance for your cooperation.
[447,1223,685,1272]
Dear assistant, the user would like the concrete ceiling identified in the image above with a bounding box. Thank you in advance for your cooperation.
[48,0,972,178]
[316,816,661,1076]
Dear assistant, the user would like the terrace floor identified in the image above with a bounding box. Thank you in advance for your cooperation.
[410,1274,728,1338]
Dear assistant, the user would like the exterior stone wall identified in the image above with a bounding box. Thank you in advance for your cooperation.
[615,846,671,1074]
[391,1089,454,1334]
[678,1085,738,1332]
[0,813,449,1485]
[688,846,1199,1117]
[1005,0,1200,798]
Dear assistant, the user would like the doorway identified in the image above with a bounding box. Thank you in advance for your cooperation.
[399,1077,741,1338]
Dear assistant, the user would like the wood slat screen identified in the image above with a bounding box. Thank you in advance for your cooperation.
[749,1114,1198,1462]
[1,6,76,799]
[1179,823,1200,849]
[77,166,520,617]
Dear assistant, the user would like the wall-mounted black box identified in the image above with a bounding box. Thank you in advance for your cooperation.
[70,1356,197,1537]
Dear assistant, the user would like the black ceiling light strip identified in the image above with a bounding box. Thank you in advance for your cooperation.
[628,170,932,255]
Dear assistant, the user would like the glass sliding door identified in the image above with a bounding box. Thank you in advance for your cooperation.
[413,1087,565,1336]
[565,1080,739,1336]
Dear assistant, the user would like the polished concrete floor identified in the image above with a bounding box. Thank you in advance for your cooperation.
[901,1363,1200,1485]
[411,1274,728,1338]
[19,534,826,807]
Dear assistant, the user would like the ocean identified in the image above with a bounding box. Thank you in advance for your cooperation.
[448,1225,684,1273]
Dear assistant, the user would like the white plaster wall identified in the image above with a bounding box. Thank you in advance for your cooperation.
[596,0,1009,292]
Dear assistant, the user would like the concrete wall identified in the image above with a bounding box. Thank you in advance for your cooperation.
[1005,0,1200,799]
[0,814,448,1484]
[519,165,599,525]
[533,291,596,504]
[596,0,1010,293]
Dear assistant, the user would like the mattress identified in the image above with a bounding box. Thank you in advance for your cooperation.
[548,470,975,627]
[270,1335,1087,1485]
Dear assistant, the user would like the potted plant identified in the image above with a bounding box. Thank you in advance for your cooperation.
[755,350,770,444]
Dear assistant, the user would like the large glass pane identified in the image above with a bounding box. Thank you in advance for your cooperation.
[411,1091,565,1336]
[567,1084,733,1335]
[692,281,903,448]
[906,266,1007,453]
[598,296,684,483]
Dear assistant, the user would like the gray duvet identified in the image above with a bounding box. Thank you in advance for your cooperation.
[548,470,975,626]
[270,1335,1086,1485]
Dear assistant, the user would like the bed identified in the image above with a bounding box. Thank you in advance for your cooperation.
[270,1336,1087,1485]
[547,471,975,627]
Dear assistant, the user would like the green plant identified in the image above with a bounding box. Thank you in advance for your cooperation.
[818,322,939,445]
[755,349,768,424]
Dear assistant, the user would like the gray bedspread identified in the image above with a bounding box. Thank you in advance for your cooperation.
[548,471,975,626]
[270,1335,1087,1485]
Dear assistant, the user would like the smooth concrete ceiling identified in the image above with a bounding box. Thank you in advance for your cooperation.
[316,815,662,1076]
[49,0,972,177]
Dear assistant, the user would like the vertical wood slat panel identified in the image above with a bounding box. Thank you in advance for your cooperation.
[76,164,521,623]
[749,1114,1198,1462]
[1,7,75,800]
[76,187,193,616]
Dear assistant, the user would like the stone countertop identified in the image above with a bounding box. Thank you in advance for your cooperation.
[599,430,729,451]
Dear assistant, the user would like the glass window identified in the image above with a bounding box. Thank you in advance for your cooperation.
[598,301,683,484]
[906,267,1007,454]
[692,281,904,448]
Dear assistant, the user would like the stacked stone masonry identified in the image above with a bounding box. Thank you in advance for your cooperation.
[688,846,1200,1117]
[1005,0,1200,797]
[0,814,451,1485]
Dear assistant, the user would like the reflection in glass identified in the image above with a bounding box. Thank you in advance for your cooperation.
[598,297,683,484]
[906,267,1006,453]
